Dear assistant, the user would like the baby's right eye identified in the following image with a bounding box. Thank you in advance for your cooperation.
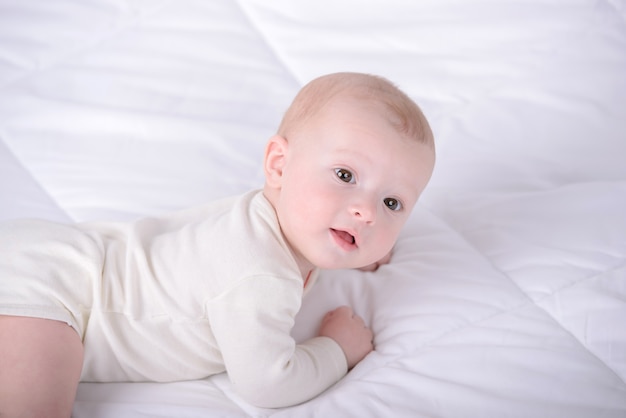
[335,168,354,183]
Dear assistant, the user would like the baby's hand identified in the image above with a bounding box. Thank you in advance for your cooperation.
[318,306,374,369]
[358,250,392,272]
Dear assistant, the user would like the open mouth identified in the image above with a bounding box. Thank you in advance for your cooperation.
[331,228,357,249]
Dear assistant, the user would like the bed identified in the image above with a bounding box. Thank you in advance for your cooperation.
[1,1,625,417]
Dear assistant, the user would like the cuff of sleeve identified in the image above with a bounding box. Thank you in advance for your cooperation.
[305,335,349,379]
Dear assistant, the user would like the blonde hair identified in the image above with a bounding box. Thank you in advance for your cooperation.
[277,72,434,147]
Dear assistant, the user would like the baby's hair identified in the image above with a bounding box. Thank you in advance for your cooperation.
[277,72,434,147]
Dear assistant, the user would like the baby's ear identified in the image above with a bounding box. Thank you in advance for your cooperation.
[264,135,288,188]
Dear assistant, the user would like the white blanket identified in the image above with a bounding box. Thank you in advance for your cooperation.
[0,1,624,417]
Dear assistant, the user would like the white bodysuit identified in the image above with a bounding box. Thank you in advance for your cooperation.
[0,190,347,407]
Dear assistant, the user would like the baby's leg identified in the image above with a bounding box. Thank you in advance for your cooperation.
[0,316,83,418]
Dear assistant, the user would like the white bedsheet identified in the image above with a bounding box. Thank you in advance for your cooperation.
[1,1,625,417]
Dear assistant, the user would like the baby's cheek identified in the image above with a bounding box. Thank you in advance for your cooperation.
[384,222,405,246]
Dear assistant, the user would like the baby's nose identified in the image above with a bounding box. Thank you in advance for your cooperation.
[351,200,376,223]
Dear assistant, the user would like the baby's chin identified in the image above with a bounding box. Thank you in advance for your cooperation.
[302,244,391,271]
[312,258,379,271]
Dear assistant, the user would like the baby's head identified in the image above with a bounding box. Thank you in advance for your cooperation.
[277,72,434,149]
[264,72,435,274]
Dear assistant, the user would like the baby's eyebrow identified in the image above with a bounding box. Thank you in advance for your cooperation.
[330,148,374,164]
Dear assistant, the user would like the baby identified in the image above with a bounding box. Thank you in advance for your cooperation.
[0,72,435,417]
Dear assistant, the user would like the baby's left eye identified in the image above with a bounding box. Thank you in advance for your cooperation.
[335,168,354,183]
[384,197,402,211]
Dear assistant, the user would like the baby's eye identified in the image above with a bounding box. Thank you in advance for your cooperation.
[384,197,402,211]
[335,168,354,183]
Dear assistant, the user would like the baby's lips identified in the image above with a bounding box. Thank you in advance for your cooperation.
[334,229,355,244]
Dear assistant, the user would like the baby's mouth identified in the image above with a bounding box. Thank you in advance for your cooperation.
[331,228,356,247]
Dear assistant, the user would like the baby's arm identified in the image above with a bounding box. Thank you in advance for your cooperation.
[208,277,348,408]
[318,306,373,369]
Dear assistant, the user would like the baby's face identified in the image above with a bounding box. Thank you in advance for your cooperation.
[273,98,434,272]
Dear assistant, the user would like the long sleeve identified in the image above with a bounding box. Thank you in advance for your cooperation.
[207,275,348,408]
